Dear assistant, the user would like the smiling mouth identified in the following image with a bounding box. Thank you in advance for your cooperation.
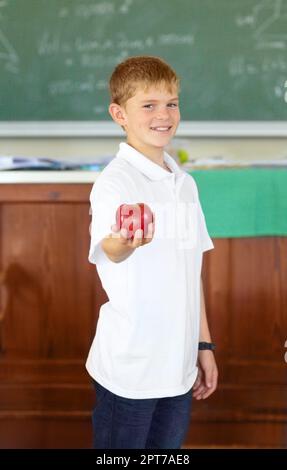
[150,126,172,132]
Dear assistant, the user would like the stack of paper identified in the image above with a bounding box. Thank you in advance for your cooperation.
[0,156,113,171]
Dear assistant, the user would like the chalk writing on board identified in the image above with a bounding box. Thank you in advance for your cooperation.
[38,32,194,60]
[0,0,18,73]
[229,54,287,100]
[48,77,95,96]
[270,77,287,101]
[0,29,19,73]
[81,53,127,68]
[158,34,194,46]
[38,32,72,57]
[48,76,109,98]
[229,56,287,77]
[235,0,287,49]
[284,80,287,103]
[253,0,287,48]
[0,0,7,20]
[235,14,255,27]
[75,2,115,18]
[59,0,134,19]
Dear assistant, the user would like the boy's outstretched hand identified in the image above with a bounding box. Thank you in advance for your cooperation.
[110,211,156,249]
[101,213,155,264]
[193,350,218,400]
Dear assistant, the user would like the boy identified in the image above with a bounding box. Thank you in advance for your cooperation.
[87,56,218,449]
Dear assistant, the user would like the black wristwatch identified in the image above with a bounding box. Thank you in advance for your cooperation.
[198,341,216,351]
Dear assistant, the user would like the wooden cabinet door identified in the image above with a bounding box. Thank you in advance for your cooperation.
[188,238,287,448]
[0,184,107,448]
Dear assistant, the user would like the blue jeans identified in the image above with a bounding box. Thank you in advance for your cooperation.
[92,381,192,449]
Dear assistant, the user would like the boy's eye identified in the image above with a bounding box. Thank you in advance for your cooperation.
[143,103,178,109]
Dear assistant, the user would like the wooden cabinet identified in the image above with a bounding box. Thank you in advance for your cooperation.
[193,237,287,448]
[0,184,107,448]
[0,184,286,448]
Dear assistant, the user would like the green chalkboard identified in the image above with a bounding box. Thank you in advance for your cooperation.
[0,0,287,121]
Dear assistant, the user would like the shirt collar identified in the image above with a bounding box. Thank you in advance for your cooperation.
[116,142,184,181]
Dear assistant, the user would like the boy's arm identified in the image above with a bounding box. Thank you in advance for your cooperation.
[193,277,218,400]
[102,221,155,263]
[199,277,212,342]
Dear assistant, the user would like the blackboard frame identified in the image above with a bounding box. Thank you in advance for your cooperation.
[0,121,287,137]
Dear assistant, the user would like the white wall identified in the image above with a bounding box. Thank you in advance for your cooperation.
[0,137,287,162]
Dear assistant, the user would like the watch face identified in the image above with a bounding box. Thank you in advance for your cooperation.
[198,342,215,351]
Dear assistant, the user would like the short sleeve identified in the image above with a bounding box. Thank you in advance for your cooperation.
[197,199,214,253]
[88,178,126,265]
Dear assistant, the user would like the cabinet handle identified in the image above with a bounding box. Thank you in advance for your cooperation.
[0,269,8,354]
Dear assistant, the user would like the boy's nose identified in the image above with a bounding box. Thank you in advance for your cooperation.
[156,107,170,119]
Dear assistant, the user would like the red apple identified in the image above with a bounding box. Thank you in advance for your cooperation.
[116,203,153,240]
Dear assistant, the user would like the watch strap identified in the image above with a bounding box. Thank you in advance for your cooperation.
[198,341,216,351]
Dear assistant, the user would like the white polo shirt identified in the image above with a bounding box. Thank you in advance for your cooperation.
[86,142,214,399]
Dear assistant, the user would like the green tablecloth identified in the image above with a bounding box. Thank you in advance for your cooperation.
[190,168,287,238]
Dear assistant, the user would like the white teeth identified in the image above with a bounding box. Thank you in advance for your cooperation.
[151,127,170,131]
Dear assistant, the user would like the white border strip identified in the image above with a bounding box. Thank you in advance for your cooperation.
[0,121,287,137]
[0,170,99,184]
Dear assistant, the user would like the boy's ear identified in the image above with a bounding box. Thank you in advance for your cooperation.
[109,103,127,127]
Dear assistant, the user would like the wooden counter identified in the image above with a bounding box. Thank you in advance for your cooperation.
[0,184,286,448]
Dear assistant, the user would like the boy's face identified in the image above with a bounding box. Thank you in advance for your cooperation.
[110,82,180,158]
